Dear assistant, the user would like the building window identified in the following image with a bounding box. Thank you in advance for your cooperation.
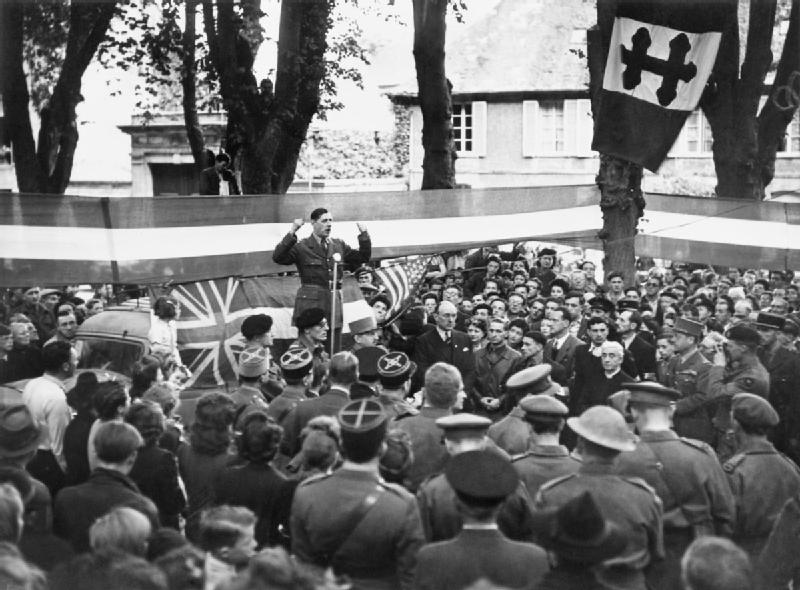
[778,111,800,154]
[671,110,713,155]
[537,101,566,153]
[452,103,473,153]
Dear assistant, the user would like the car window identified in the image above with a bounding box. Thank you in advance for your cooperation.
[77,337,143,377]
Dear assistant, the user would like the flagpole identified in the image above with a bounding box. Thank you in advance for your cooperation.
[330,253,341,359]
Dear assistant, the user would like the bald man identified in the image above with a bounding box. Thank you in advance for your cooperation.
[413,301,476,403]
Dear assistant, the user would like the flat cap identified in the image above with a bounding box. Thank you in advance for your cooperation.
[755,312,785,330]
[506,365,559,397]
[377,351,417,380]
[567,406,635,452]
[338,399,387,434]
[238,346,268,378]
[279,347,313,377]
[519,394,568,417]
[436,413,491,440]
[617,298,640,311]
[588,297,614,313]
[354,346,385,382]
[726,324,761,347]
[624,381,680,407]
[673,317,703,339]
[295,307,326,330]
[39,288,61,298]
[354,264,374,277]
[445,449,519,504]
[240,314,273,338]
[732,393,779,428]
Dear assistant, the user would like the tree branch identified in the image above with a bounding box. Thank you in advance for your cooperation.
[181,0,207,169]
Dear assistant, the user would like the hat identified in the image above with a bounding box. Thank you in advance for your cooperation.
[240,314,273,339]
[506,365,560,397]
[539,248,557,257]
[355,265,374,278]
[0,405,42,459]
[531,491,627,564]
[0,324,10,337]
[359,284,379,295]
[295,308,326,330]
[726,324,761,347]
[436,413,492,441]
[352,347,383,383]
[279,347,313,379]
[732,393,779,428]
[38,288,60,298]
[624,381,680,407]
[567,406,636,452]
[783,317,800,336]
[673,317,703,339]
[377,352,417,381]
[617,298,640,311]
[238,346,268,378]
[755,312,785,330]
[338,399,388,434]
[349,381,377,400]
[519,394,568,419]
[445,449,519,505]
[588,297,614,314]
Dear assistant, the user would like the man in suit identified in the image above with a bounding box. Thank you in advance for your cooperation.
[616,309,657,380]
[543,305,583,381]
[414,449,548,590]
[199,153,241,195]
[272,207,371,340]
[474,318,520,419]
[413,301,475,402]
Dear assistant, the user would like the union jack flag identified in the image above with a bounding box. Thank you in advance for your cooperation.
[373,256,432,325]
[171,276,299,388]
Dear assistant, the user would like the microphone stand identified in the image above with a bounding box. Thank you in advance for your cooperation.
[330,252,342,359]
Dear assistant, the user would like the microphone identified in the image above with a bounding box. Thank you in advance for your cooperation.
[332,253,342,263]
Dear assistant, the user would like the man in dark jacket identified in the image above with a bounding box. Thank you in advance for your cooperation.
[199,153,240,195]
[54,422,159,552]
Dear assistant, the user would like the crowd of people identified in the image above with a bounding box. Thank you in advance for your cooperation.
[0,209,799,589]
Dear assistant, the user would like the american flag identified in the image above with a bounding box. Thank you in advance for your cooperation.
[171,276,299,388]
[373,256,432,325]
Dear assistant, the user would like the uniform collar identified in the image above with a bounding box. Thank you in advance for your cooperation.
[579,460,617,475]
[529,444,570,457]
[740,438,777,454]
[639,429,679,442]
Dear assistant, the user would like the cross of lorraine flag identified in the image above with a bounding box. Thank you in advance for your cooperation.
[592,0,727,171]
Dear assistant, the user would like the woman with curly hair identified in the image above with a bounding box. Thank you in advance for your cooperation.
[177,393,235,542]
[213,411,293,549]
[285,415,342,482]
[128,355,164,400]
[125,402,185,530]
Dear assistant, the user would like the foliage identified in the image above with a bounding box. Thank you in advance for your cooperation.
[21,1,70,114]
[296,129,396,179]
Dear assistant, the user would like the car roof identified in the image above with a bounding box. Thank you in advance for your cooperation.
[76,307,150,341]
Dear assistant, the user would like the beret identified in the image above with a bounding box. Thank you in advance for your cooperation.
[726,324,761,346]
[238,346,268,378]
[295,307,326,330]
[519,394,568,417]
[241,314,273,338]
[624,381,680,406]
[445,449,518,502]
[732,393,779,427]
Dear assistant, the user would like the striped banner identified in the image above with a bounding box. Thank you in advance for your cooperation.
[374,256,431,324]
[2,186,800,286]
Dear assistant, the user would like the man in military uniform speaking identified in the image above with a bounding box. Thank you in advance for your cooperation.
[273,208,371,345]
[290,399,424,589]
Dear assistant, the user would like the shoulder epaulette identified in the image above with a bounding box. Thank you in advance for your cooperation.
[622,475,659,496]
[297,472,332,487]
[679,436,714,454]
[511,451,532,463]
[537,472,578,493]
[378,480,413,499]
[723,453,747,473]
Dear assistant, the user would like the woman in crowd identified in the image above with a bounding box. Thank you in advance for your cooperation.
[466,318,488,353]
[129,355,164,400]
[63,372,98,486]
[87,381,129,472]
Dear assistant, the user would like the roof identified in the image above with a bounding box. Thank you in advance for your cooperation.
[386,0,593,99]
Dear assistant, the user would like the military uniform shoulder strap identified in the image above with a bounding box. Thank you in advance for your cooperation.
[297,472,333,488]
[538,472,578,492]
[511,451,532,462]
[621,475,659,497]
[377,479,412,499]
[723,453,747,473]
[679,436,714,454]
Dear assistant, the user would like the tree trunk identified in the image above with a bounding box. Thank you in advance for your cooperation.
[181,0,207,170]
[412,0,455,190]
[758,0,799,188]
[589,0,643,283]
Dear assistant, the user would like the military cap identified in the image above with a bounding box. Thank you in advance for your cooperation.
[519,394,568,418]
[338,399,387,434]
[240,314,273,339]
[732,393,779,428]
[359,283,379,295]
[726,324,761,347]
[588,297,614,314]
[531,491,626,564]
[295,307,326,330]
[617,298,640,311]
[355,264,374,278]
[279,347,313,379]
[238,346,268,378]
[445,449,519,505]
[755,312,785,330]
[567,406,635,452]
[506,365,559,397]
[624,381,680,407]
[353,346,384,383]
[39,288,61,299]
[673,317,703,339]
[349,312,378,335]
[436,413,492,441]
[377,351,417,380]
[539,248,557,258]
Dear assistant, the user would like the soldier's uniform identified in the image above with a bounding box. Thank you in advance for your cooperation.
[535,406,664,590]
[511,393,580,497]
[290,399,424,590]
[266,348,313,426]
[376,352,419,421]
[615,382,735,590]
[663,318,714,443]
[230,346,269,429]
[416,413,535,543]
[724,393,800,558]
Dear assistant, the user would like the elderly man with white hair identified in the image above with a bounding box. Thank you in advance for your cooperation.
[413,300,476,406]
[578,340,636,411]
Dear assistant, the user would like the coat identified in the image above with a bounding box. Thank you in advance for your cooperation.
[291,467,424,590]
[199,166,241,195]
[414,528,548,590]
[391,407,451,492]
[543,334,582,382]
[488,406,531,455]
[280,387,350,458]
[272,230,371,326]
[757,494,800,590]
[474,342,521,407]
[53,468,159,553]
[512,443,581,498]
[662,348,714,444]
[759,345,800,461]
[129,444,185,530]
[412,329,475,400]
[570,345,637,414]
[623,334,657,380]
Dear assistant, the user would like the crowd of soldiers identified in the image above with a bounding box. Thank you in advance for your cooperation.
[0,208,798,590]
